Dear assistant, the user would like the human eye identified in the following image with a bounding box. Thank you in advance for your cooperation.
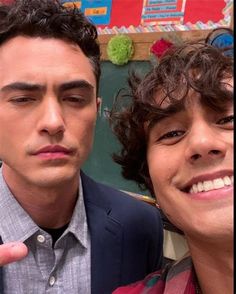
[157,130,185,143]
[9,96,36,104]
[217,114,234,126]
[63,95,87,105]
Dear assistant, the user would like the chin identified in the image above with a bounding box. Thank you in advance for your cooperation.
[185,214,233,241]
[30,168,79,188]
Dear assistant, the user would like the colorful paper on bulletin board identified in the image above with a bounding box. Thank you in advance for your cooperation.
[59,0,233,34]
[60,0,112,25]
[81,0,112,25]
[141,0,186,24]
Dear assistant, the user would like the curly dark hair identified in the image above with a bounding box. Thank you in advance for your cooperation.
[0,0,101,93]
[110,41,233,195]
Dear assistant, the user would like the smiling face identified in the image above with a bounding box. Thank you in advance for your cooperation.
[147,85,233,241]
[0,36,100,189]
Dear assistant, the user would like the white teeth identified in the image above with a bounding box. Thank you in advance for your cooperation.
[189,176,233,194]
[203,181,213,191]
[213,178,224,189]
[223,176,231,186]
[193,184,198,193]
[197,182,204,192]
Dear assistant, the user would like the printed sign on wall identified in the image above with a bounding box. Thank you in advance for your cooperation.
[60,0,112,25]
[141,0,186,24]
[82,0,112,25]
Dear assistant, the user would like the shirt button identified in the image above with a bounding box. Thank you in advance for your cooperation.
[37,234,45,243]
[49,276,56,286]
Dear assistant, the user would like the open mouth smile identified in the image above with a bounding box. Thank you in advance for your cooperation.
[188,176,233,193]
[181,171,234,195]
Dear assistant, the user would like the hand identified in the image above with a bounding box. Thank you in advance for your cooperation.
[0,242,28,266]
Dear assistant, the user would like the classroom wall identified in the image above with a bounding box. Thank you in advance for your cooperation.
[82,60,152,195]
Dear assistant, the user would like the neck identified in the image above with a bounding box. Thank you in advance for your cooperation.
[187,237,233,294]
[2,166,79,228]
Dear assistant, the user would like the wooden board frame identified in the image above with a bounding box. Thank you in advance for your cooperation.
[98,29,213,60]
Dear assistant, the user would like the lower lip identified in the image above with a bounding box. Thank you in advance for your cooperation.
[36,152,70,160]
[188,185,233,200]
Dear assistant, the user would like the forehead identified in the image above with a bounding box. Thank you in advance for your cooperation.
[153,77,233,108]
[143,77,233,132]
[0,36,96,88]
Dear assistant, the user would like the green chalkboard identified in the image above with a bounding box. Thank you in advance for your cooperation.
[82,60,152,195]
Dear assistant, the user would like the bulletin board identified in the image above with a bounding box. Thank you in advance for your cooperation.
[59,0,233,60]
[0,0,233,33]
[60,0,232,31]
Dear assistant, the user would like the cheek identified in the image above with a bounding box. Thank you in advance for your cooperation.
[0,123,19,153]
[147,156,171,205]
[0,134,22,168]
[71,112,97,144]
[0,109,31,140]
[147,149,180,217]
[147,149,175,187]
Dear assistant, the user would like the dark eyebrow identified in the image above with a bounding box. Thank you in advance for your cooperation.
[1,82,45,92]
[0,80,94,94]
[148,102,186,130]
[58,80,94,92]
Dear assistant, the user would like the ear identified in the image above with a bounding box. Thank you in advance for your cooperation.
[96,97,102,113]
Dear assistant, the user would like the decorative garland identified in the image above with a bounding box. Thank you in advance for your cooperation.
[107,34,134,65]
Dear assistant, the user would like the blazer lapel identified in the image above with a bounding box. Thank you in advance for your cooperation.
[81,172,123,294]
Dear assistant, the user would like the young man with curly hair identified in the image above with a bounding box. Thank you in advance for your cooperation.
[111,42,233,294]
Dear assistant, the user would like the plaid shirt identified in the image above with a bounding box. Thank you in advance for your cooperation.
[113,256,198,294]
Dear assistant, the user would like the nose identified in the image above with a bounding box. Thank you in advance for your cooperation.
[37,97,65,137]
[185,122,227,165]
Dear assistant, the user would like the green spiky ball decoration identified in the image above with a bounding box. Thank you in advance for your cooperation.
[107,35,134,65]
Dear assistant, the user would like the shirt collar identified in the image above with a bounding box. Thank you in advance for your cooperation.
[66,176,90,249]
[0,168,89,248]
[0,168,38,243]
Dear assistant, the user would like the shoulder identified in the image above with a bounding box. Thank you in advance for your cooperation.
[82,172,164,269]
[82,172,161,218]
[81,171,162,230]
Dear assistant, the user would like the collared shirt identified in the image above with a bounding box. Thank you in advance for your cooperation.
[0,168,91,294]
[113,255,198,294]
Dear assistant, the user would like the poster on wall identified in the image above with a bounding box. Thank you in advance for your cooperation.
[60,0,233,34]
[82,0,112,25]
[141,0,186,24]
[60,0,112,25]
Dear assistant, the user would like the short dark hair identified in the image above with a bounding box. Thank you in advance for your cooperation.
[110,42,233,195]
[0,0,101,92]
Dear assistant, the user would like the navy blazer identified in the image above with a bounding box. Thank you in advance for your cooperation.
[0,172,163,294]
